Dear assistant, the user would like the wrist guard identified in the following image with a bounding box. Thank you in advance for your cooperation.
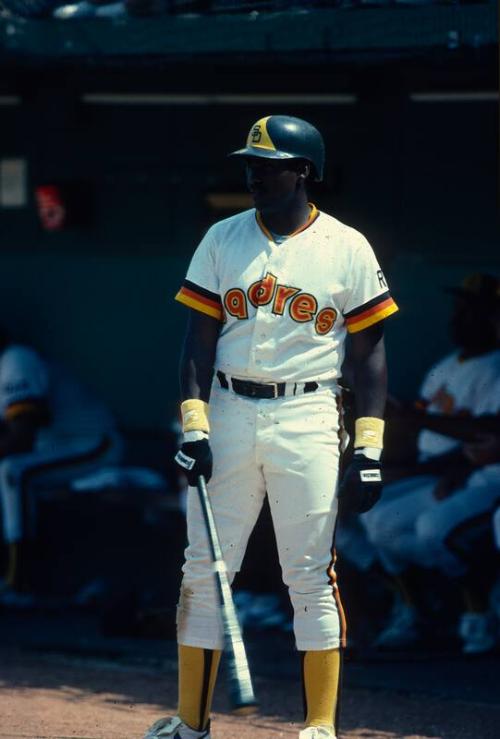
[181,398,210,434]
[354,416,385,450]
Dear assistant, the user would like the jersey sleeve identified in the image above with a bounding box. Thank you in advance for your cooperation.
[175,226,223,321]
[418,354,452,403]
[342,236,398,334]
[0,346,49,421]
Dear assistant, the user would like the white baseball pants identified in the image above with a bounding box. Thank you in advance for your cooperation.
[0,433,122,543]
[177,383,342,651]
[494,507,500,550]
[363,471,500,577]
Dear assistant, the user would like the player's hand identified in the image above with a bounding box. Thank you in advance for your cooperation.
[432,466,471,500]
[463,434,500,466]
[175,438,213,486]
[338,453,383,514]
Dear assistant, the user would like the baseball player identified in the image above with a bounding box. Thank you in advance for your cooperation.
[363,274,500,652]
[144,115,398,739]
[0,329,122,601]
[416,287,500,653]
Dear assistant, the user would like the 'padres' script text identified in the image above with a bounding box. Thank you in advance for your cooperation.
[224,272,338,335]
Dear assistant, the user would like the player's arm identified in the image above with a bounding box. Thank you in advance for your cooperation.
[381,402,500,484]
[463,431,500,466]
[399,407,500,442]
[175,309,222,486]
[338,322,387,514]
[0,415,40,458]
[382,447,469,484]
[427,416,500,498]
[179,309,222,402]
[347,322,387,418]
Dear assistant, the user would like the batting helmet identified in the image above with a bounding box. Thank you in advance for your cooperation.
[229,115,325,182]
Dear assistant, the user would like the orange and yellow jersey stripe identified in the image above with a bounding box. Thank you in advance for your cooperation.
[256,203,320,243]
[4,397,48,422]
[344,290,398,334]
[175,279,223,321]
[414,399,429,411]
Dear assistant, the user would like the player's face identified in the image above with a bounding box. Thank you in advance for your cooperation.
[450,296,495,349]
[245,158,304,213]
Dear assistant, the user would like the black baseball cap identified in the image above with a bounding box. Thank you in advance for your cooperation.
[445,273,500,305]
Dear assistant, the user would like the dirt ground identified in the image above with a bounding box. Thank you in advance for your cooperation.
[1,646,499,739]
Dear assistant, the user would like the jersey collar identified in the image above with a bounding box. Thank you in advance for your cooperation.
[256,203,319,243]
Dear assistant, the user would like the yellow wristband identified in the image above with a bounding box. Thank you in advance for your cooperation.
[354,417,385,449]
[181,399,210,434]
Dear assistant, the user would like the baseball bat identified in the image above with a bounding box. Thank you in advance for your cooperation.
[196,474,258,714]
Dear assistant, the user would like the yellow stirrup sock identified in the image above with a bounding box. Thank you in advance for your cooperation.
[4,543,19,588]
[302,648,341,729]
[178,644,221,731]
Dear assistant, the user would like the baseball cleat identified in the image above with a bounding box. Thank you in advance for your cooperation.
[143,715,210,738]
[0,581,36,608]
[458,611,498,655]
[299,727,337,738]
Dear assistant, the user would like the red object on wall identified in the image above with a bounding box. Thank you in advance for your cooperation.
[35,185,66,231]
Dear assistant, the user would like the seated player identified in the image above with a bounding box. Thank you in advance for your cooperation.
[412,299,500,653]
[410,375,500,654]
[0,327,122,603]
[362,273,500,652]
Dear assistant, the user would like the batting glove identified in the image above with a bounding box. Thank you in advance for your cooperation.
[338,452,383,514]
[175,435,213,486]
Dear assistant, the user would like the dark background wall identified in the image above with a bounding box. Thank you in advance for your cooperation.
[0,88,498,429]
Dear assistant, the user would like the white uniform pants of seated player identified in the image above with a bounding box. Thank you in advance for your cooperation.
[362,472,500,578]
[494,507,500,550]
[335,514,378,573]
[0,432,123,543]
[177,383,342,652]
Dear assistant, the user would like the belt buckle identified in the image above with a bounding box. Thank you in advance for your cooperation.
[270,382,279,399]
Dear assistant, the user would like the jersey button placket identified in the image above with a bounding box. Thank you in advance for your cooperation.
[249,298,270,373]
[249,245,283,375]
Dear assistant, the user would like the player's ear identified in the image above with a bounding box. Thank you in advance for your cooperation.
[296,160,310,185]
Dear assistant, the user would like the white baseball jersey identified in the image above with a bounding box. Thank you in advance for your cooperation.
[175,205,398,383]
[417,349,500,460]
[0,344,116,449]
[466,374,500,487]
